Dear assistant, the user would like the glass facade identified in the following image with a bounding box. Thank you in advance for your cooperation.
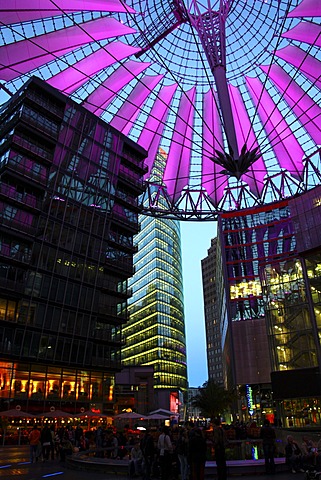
[201,238,224,385]
[122,150,187,411]
[0,77,147,413]
[220,201,295,323]
[262,259,317,371]
[216,189,321,426]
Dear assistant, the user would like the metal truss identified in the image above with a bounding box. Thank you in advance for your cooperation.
[140,153,321,220]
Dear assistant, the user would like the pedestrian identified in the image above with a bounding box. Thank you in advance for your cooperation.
[188,427,207,480]
[29,425,41,463]
[50,425,55,460]
[141,428,155,480]
[177,427,189,480]
[41,425,52,461]
[157,426,173,479]
[213,418,228,480]
[260,419,276,474]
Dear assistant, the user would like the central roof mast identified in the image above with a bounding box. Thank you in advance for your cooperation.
[188,0,239,160]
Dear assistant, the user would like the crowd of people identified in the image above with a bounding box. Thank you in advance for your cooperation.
[28,419,321,478]
[28,423,91,463]
[285,433,321,474]
[28,419,227,480]
[127,420,227,480]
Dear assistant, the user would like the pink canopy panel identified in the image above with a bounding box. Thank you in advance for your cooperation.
[138,83,178,177]
[275,45,321,91]
[246,76,305,181]
[201,90,227,207]
[110,74,164,135]
[82,60,151,116]
[47,42,140,94]
[163,88,196,202]
[282,22,321,47]
[0,0,136,24]
[287,0,321,18]
[229,84,266,198]
[0,0,320,218]
[261,64,321,145]
[0,17,136,81]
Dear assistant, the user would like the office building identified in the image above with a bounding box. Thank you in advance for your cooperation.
[122,149,188,414]
[0,77,147,414]
[210,188,321,426]
[114,366,154,415]
[201,237,223,384]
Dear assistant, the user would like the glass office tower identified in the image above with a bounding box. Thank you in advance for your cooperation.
[201,237,224,384]
[122,150,187,413]
[0,77,147,414]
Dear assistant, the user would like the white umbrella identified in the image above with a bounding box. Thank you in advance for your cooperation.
[39,410,74,418]
[115,412,148,420]
[149,409,177,416]
[147,413,169,420]
[1,409,36,446]
[76,410,108,418]
[0,408,36,418]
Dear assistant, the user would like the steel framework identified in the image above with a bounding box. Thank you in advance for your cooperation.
[0,0,320,219]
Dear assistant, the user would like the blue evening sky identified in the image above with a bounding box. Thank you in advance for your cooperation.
[181,221,217,388]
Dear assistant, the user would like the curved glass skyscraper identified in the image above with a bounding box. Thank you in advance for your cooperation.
[122,150,187,413]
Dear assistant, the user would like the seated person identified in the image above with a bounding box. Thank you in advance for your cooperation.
[59,435,73,462]
[301,436,321,468]
[285,435,305,473]
[129,441,143,477]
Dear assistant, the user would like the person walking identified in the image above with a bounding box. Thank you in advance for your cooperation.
[141,428,155,480]
[213,418,228,480]
[188,427,207,480]
[177,427,189,480]
[157,426,173,480]
[29,425,41,463]
[260,419,276,474]
[41,425,52,461]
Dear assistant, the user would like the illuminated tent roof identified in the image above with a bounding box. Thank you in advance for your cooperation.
[0,0,320,219]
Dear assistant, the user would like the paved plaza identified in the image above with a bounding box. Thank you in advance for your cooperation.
[0,445,308,480]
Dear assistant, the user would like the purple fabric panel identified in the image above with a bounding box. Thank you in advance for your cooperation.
[163,88,196,201]
[275,45,321,91]
[261,64,321,144]
[201,89,227,206]
[282,22,321,47]
[246,76,305,180]
[138,83,178,178]
[47,42,140,94]
[0,46,74,81]
[83,60,151,115]
[229,84,266,197]
[110,74,164,135]
[0,0,135,24]
[0,17,136,81]
[287,0,321,18]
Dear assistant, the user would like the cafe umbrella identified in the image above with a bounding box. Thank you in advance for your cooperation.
[0,408,36,445]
